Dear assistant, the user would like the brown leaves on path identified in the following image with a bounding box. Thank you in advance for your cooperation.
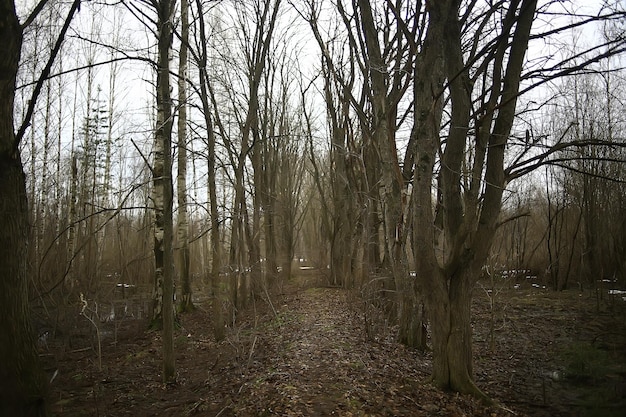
[227,284,514,416]
[47,277,525,416]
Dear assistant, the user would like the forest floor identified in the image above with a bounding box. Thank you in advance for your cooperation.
[43,271,626,416]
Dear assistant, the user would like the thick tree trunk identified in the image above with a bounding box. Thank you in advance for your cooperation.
[397,283,427,350]
[0,155,50,415]
[428,270,489,401]
[413,0,536,400]
[0,2,48,414]
[358,1,420,345]
[409,0,453,392]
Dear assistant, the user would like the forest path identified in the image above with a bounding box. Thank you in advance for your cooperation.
[49,274,566,417]
[223,276,495,416]
[234,284,419,415]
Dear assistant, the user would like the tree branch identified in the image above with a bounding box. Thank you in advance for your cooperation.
[16,56,156,90]
[20,0,51,29]
[15,0,81,149]
[506,138,626,181]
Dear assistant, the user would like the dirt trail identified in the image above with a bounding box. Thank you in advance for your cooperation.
[47,275,626,416]
[48,277,509,416]
[207,281,507,416]
[232,286,424,415]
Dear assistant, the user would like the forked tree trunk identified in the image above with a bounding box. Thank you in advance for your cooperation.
[412,0,537,400]
[355,0,423,345]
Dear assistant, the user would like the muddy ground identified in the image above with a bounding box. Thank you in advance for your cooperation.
[42,273,626,416]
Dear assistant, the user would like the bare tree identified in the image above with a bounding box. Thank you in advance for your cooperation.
[406,0,538,398]
[406,0,626,398]
[218,0,282,309]
[301,1,362,288]
[189,0,226,339]
[543,65,626,289]
[177,0,193,312]
[0,0,81,413]
[150,0,177,383]
[300,0,425,344]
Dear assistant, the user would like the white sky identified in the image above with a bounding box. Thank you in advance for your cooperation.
[13,0,625,211]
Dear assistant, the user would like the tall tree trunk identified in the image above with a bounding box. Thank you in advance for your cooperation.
[230,156,249,310]
[234,0,281,302]
[412,0,537,399]
[177,0,192,312]
[54,54,63,239]
[79,65,97,291]
[262,139,279,287]
[193,0,224,337]
[321,59,353,287]
[409,0,449,389]
[357,0,417,344]
[358,0,426,350]
[104,50,119,206]
[0,1,48,414]
[0,154,49,415]
[37,80,52,259]
[207,117,224,338]
[250,135,263,295]
[67,154,78,288]
[65,57,81,292]
[357,0,405,276]
[152,0,176,383]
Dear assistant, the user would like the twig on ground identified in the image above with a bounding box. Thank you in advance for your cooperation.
[80,293,103,372]
[247,335,258,368]
[264,286,279,319]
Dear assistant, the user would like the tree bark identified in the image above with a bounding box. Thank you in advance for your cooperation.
[324,59,353,287]
[412,0,537,399]
[177,0,193,313]
[0,1,48,414]
[152,0,176,383]
[193,0,225,338]
[410,0,447,383]
[0,156,50,416]
[207,116,224,339]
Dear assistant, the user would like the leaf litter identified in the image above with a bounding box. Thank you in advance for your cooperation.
[45,275,626,416]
